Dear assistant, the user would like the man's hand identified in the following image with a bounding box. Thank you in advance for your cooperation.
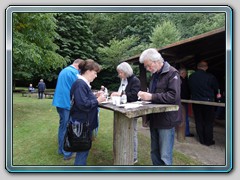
[137,91,152,101]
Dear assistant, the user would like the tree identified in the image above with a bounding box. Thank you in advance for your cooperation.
[96,36,141,90]
[149,21,181,48]
[192,13,225,35]
[88,13,159,47]
[163,13,225,39]
[55,13,96,61]
[13,13,66,87]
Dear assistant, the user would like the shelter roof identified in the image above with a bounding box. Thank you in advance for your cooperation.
[124,27,226,77]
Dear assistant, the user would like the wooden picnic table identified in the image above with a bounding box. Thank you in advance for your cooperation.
[98,101,179,165]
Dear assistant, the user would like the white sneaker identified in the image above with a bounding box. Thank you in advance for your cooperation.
[134,159,138,164]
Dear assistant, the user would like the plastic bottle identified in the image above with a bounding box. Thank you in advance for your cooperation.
[121,90,127,104]
[121,84,127,104]
[216,89,222,102]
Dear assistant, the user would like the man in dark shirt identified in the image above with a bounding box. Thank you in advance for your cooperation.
[37,79,46,99]
[137,48,181,165]
[189,60,219,146]
[179,68,194,137]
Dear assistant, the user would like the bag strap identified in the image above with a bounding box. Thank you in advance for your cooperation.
[70,80,90,125]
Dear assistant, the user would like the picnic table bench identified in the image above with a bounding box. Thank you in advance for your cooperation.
[13,89,25,93]
[44,92,54,99]
[22,91,36,97]
[21,90,54,98]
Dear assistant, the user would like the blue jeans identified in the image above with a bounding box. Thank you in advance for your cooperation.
[183,103,190,135]
[71,118,93,165]
[150,127,175,165]
[74,151,90,165]
[56,107,72,159]
[92,108,100,138]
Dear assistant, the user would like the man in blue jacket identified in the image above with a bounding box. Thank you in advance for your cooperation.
[138,48,181,166]
[52,59,84,160]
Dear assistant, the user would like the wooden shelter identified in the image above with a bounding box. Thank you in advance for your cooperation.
[124,27,226,92]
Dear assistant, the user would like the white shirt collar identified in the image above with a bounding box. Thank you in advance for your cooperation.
[78,75,91,88]
[118,78,128,93]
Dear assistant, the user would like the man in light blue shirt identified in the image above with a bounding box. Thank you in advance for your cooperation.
[52,59,84,160]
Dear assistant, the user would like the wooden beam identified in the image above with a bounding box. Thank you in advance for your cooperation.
[139,63,147,91]
[181,99,225,107]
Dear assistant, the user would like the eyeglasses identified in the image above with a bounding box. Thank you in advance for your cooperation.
[144,61,154,69]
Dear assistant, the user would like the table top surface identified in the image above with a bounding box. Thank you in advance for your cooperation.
[98,101,179,118]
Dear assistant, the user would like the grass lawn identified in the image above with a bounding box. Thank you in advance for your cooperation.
[12,93,201,166]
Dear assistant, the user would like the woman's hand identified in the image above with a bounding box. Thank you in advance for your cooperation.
[110,92,121,97]
[95,90,104,97]
[97,94,106,103]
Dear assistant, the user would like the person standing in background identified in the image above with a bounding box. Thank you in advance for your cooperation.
[111,62,141,164]
[137,48,181,166]
[37,79,46,99]
[188,60,219,146]
[52,59,84,160]
[179,68,194,137]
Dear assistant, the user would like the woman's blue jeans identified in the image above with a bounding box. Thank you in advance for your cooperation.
[150,127,175,165]
[183,103,191,135]
[56,107,72,159]
[74,151,90,165]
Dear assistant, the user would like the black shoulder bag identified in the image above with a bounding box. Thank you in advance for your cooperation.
[63,90,92,152]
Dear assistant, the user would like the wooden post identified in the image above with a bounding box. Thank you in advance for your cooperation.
[176,104,186,142]
[139,63,147,91]
[113,111,134,165]
[139,63,149,128]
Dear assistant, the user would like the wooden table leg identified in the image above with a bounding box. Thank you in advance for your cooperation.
[141,115,149,127]
[176,104,186,142]
[113,111,134,165]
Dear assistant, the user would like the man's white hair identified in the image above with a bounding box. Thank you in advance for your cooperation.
[139,48,164,63]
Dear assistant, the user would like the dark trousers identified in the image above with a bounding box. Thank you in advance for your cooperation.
[38,91,44,99]
[183,103,191,135]
[192,104,215,145]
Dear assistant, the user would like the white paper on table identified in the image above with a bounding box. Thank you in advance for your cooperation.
[131,101,151,104]
[124,103,143,109]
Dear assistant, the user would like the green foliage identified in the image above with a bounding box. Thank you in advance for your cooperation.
[163,13,225,39]
[92,70,120,91]
[192,13,225,35]
[13,13,66,83]
[96,36,145,90]
[97,36,140,70]
[89,13,159,47]
[55,13,96,61]
[150,21,181,48]
[12,12,225,88]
